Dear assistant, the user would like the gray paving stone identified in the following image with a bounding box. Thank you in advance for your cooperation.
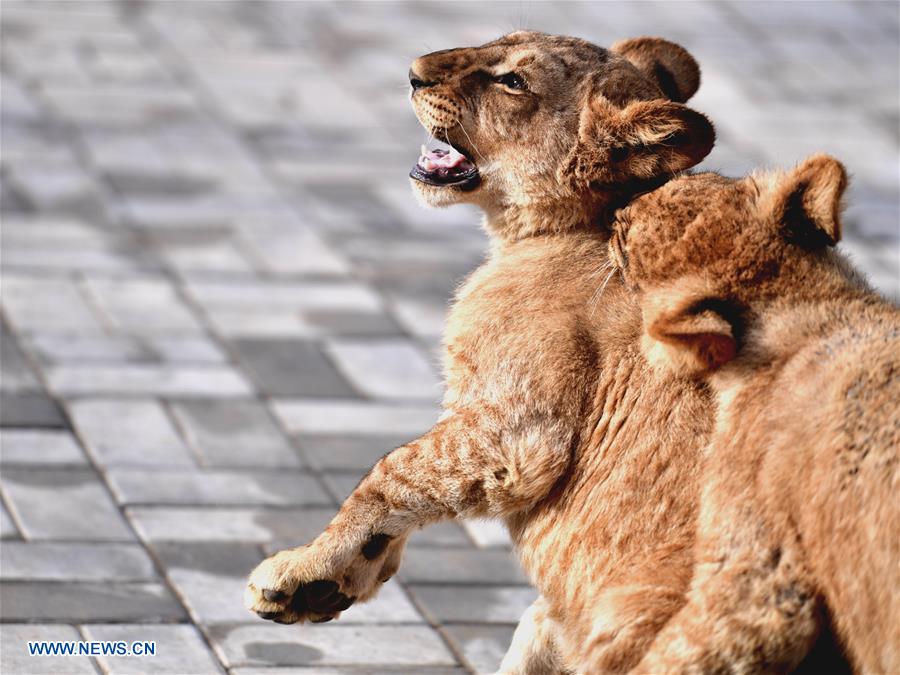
[46,364,253,397]
[0,77,42,121]
[207,624,457,668]
[2,239,156,274]
[170,400,301,468]
[1,275,106,335]
[845,194,900,241]
[0,624,97,674]
[26,335,150,365]
[2,468,134,541]
[0,542,156,582]
[387,294,449,340]
[1,220,93,251]
[324,339,443,401]
[334,578,424,624]
[233,339,355,398]
[150,337,228,363]
[461,519,514,549]
[301,309,405,338]
[271,399,438,437]
[162,239,255,276]
[296,434,412,471]
[0,324,40,392]
[0,582,185,622]
[205,306,402,339]
[106,468,330,506]
[204,308,326,339]
[68,399,194,467]
[81,125,244,187]
[0,429,86,465]
[0,501,19,539]
[341,237,483,284]
[27,335,227,365]
[399,548,527,586]
[184,280,383,313]
[120,194,294,230]
[151,542,268,625]
[82,624,222,675]
[407,585,537,624]
[41,83,202,127]
[82,277,206,336]
[7,160,105,219]
[126,507,334,543]
[239,221,350,276]
[0,392,67,429]
[443,624,516,675]
[86,50,173,86]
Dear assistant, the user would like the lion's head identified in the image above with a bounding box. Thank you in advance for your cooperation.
[609,154,855,375]
[408,31,715,240]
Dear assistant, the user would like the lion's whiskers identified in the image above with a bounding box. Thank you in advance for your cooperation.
[456,119,487,164]
[589,261,618,318]
[584,260,612,313]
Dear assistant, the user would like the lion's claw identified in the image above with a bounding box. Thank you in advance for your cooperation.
[263,589,289,603]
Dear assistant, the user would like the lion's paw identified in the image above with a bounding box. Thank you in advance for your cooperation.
[244,535,404,625]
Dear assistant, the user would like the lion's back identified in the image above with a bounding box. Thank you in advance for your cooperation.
[763,308,900,673]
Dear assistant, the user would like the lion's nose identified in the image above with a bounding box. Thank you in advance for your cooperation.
[409,68,437,92]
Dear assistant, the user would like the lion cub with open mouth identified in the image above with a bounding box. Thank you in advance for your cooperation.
[611,154,899,673]
[245,31,719,672]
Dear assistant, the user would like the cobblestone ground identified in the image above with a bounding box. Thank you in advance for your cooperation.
[0,1,897,673]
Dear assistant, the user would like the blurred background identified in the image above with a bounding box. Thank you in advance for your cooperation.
[0,1,897,674]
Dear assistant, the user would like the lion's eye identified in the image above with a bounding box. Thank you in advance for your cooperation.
[494,72,527,91]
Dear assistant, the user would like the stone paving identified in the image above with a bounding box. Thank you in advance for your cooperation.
[0,1,897,674]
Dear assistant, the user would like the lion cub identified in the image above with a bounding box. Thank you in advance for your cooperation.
[610,154,899,673]
[246,32,718,672]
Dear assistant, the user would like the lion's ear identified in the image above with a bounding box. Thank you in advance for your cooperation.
[642,291,739,376]
[766,154,847,248]
[563,98,715,187]
[611,37,701,103]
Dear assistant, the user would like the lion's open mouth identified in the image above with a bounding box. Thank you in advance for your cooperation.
[410,141,480,190]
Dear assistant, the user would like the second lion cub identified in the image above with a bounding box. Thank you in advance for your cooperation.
[611,154,899,673]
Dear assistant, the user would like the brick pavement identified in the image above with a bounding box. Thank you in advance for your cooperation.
[0,1,897,673]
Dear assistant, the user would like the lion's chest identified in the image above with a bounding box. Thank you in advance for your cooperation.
[440,243,605,409]
[442,285,596,410]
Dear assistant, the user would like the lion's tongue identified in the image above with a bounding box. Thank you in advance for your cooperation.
[417,145,474,173]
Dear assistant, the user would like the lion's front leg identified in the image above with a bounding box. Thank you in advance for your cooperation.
[245,407,572,625]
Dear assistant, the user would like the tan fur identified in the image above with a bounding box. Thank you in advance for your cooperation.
[611,155,900,673]
[244,32,717,673]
